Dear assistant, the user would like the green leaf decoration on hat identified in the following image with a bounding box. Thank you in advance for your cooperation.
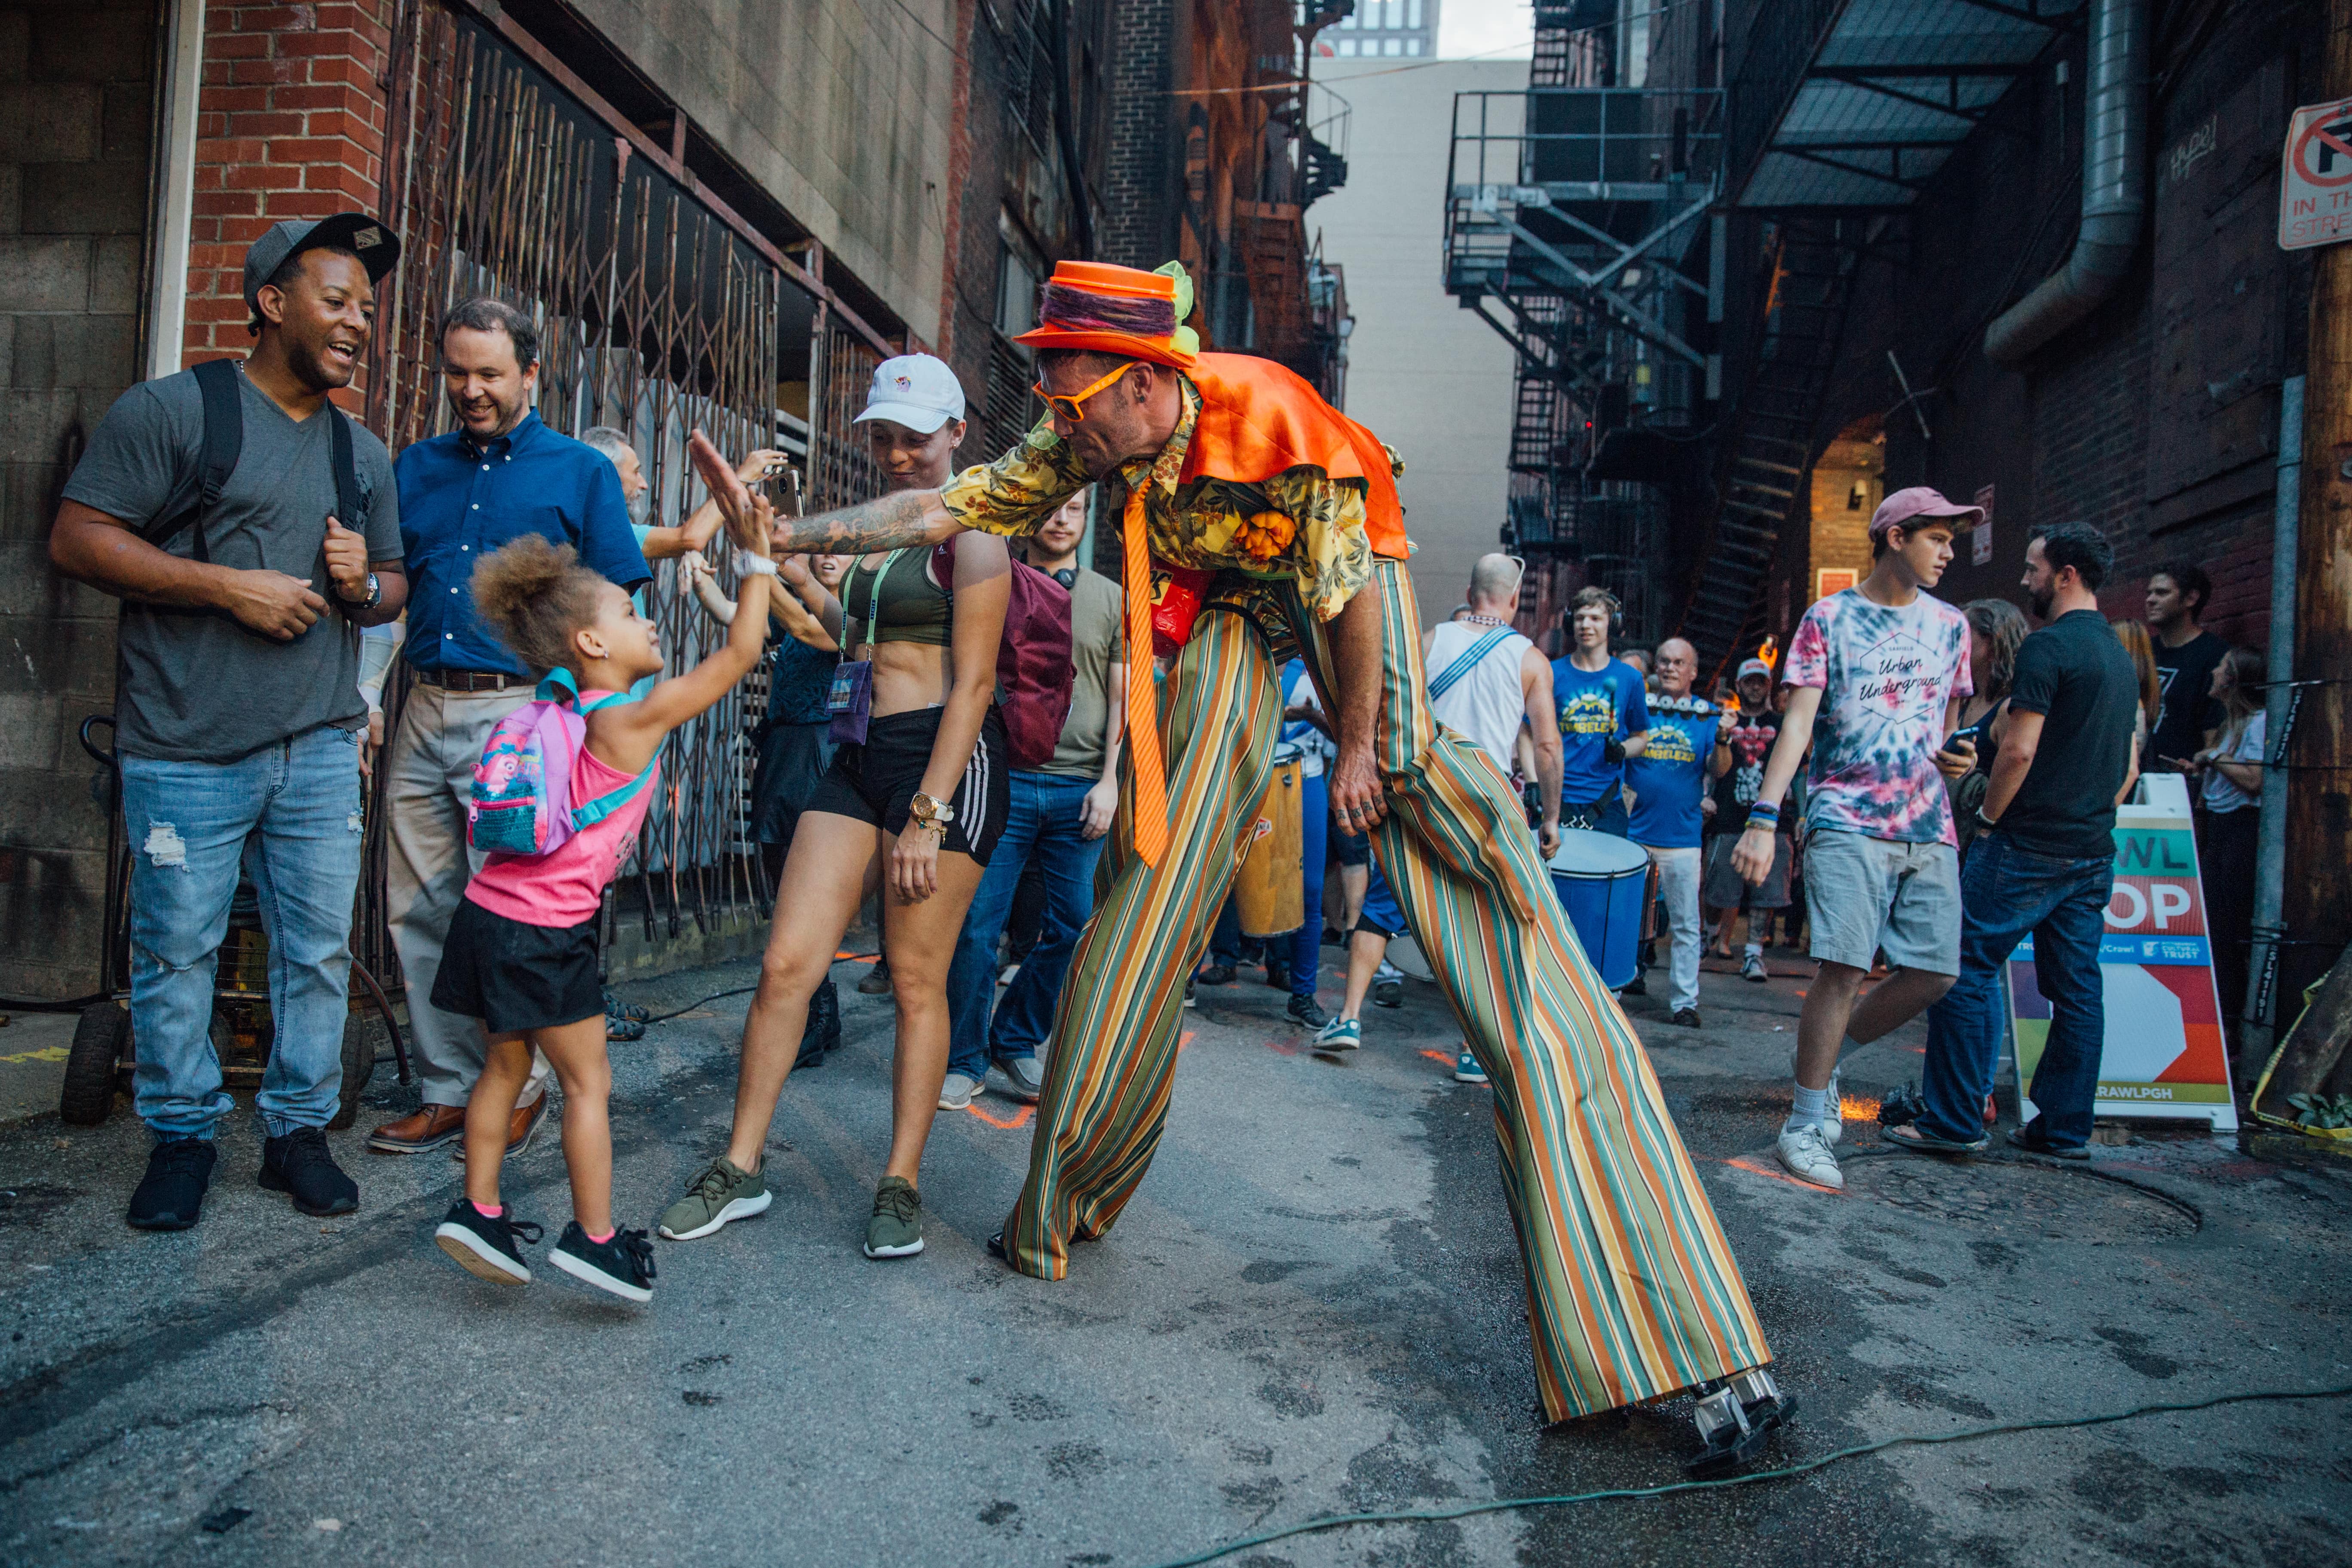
[1155,260,1200,356]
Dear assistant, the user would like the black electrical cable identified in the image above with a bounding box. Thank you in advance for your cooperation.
[638,986,760,1026]
[0,992,110,1015]
[1136,1381,2352,1568]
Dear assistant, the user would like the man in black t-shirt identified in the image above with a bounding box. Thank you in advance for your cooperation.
[1903,524,2139,1160]
[2146,562,2226,772]
[1703,657,1792,981]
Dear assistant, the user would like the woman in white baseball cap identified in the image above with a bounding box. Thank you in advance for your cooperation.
[659,354,1014,1264]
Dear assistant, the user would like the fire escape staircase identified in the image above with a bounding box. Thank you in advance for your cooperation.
[1681,220,1861,668]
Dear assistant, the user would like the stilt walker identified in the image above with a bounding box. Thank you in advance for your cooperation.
[691,260,1789,1457]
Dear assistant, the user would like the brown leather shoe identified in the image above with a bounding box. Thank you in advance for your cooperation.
[450,1092,550,1164]
[368,1102,466,1154]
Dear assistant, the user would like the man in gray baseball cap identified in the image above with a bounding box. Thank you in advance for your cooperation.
[48,210,408,1231]
[242,212,401,324]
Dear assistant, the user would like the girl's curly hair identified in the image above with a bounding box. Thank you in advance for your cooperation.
[469,533,608,676]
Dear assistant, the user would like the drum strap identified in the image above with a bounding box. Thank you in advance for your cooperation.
[1428,627,1515,703]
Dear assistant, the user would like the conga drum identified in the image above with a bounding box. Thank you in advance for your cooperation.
[1233,758,1305,937]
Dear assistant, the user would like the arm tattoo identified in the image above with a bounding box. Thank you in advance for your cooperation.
[773,490,942,554]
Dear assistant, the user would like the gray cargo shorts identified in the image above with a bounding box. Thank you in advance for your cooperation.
[1801,828,1960,976]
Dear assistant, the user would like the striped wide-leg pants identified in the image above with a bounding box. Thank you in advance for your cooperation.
[1003,559,1771,1421]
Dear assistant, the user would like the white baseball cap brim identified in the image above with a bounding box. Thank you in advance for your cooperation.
[853,400,958,435]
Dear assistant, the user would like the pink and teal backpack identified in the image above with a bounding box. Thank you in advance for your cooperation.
[468,671,658,857]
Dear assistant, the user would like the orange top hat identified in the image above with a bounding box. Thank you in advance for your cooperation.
[1014,260,1200,369]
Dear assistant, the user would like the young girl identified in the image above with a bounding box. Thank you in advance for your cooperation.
[431,504,774,1300]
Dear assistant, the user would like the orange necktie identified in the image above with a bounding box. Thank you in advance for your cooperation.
[1120,486,1169,866]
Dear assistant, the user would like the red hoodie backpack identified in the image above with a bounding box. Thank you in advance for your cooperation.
[933,536,1074,768]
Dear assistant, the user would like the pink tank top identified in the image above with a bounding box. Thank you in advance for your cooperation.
[467,721,660,930]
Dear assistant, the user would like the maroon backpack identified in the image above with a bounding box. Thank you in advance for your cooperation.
[933,536,1074,768]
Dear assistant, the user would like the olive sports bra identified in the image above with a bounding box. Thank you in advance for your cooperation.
[843,548,952,649]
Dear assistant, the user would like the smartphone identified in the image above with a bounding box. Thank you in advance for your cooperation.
[1939,722,1982,756]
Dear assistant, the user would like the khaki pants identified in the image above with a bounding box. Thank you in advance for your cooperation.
[386,680,552,1108]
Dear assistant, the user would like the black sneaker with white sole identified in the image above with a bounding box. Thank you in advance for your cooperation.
[549,1222,657,1302]
[259,1126,358,1216]
[433,1199,544,1285]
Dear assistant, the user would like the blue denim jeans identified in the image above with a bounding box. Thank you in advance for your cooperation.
[1920,830,2114,1148]
[119,724,364,1139]
[947,771,1107,1078]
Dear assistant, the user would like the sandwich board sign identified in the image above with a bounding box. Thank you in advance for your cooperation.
[2008,774,2238,1136]
[2281,95,2352,251]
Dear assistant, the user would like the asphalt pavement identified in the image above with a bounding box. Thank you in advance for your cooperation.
[3,941,2349,1566]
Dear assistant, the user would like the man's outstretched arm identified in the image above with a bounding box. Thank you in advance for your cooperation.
[688,431,963,554]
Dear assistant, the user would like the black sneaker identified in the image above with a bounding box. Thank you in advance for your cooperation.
[1371,976,1403,1009]
[1265,957,1292,992]
[549,1222,657,1301]
[1196,964,1237,986]
[796,978,841,1069]
[1287,993,1331,1030]
[259,1126,359,1216]
[127,1137,217,1231]
[1672,1008,1702,1029]
[1622,974,1649,996]
[433,1198,544,1285]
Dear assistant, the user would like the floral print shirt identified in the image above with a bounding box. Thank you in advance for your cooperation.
[937,377,1389,623]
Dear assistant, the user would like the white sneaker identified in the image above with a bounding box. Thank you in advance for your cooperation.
[937,1071,983,1112]
[1774,1124,1844,1191]
[1741,952,1768,982]
[1821,1071,1844,1145]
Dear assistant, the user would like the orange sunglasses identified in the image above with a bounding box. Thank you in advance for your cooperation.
[1032,361,1133,424]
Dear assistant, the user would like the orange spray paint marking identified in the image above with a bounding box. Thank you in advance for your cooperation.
[1177,1030,1197,1053]
[965,1103,1035,1130]
[1723,1155,1844,1195]
[1419,1050,1452,1065]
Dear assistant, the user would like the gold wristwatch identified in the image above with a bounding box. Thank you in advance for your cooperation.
[909,791,956,831]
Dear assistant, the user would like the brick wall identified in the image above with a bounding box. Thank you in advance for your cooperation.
[1099,0,1176,269]
[0,0,158,996]
[184,0,394,392]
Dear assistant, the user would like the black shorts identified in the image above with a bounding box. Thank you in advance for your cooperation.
[806,706,1010,864]
[430,897,604,1035]
[1333,822,1371,867]
[749,719,837,847]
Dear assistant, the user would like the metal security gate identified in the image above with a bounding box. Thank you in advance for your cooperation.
[362,3,792,970]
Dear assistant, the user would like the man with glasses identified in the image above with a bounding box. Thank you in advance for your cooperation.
[689,259,1785,1449]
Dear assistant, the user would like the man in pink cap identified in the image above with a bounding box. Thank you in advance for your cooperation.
[1731,486,1980,1191]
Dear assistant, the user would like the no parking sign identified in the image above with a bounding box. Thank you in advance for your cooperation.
[2280,95,2352,250]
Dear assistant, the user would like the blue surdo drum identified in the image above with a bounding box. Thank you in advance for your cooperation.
[1548,830,1651,990]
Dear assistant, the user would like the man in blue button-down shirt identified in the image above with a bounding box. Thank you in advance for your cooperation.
[369,297,649,1155]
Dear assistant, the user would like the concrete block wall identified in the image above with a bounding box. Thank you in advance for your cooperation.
[0,0,158,998]
[183,0,394,381]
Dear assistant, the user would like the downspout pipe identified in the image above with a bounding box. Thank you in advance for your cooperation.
[2244,374,2303,1060]
[1984,0,2148,365]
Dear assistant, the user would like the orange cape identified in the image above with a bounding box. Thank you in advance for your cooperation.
[1179,355,1409,562]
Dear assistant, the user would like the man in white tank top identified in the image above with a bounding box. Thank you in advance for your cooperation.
[1422,554,1562,860]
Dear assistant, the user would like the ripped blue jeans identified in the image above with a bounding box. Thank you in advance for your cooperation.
[119,724,364,1139]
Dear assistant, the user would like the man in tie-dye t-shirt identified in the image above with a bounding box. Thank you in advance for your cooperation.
[1731,487,1981,1194]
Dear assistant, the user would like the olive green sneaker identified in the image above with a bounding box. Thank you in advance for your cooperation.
[657,1156,771,1241]
[862,1175,924,1259]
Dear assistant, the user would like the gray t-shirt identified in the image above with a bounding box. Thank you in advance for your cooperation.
[1037,567,1122,780]
[61,366,401,763]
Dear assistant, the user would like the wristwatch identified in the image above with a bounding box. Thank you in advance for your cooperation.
[909,791,957,830]
[1972,806,2002,833]
[343,570,381,609]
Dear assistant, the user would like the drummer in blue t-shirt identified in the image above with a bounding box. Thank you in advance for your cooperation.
[1622,637,1730,1029]
[1550,587,1650,835]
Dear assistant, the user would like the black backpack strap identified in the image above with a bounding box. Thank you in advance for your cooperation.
[328,399,362,533]
[141,357,244,563]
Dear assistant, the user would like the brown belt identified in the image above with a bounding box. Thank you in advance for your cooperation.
[413,667,527,692]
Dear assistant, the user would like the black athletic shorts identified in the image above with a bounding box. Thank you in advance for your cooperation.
[806,706,1009,864]
[431,896,604,1035]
